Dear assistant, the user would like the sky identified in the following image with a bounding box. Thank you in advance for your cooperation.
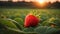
[0,0,60,2]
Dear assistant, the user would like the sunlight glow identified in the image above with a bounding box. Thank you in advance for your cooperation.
[37,0,45,4]
[36,0,47,8]
[12,0,18,2]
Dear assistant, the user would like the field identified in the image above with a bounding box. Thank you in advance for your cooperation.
[0,8,60,34]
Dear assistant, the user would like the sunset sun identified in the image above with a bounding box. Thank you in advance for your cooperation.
[37,0,45,4]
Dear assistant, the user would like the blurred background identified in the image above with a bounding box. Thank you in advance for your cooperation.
[0,0,60,8]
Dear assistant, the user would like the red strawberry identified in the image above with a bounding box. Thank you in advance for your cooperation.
[24,14,39,28]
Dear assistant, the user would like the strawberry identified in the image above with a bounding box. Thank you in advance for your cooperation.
[24,14,39,28]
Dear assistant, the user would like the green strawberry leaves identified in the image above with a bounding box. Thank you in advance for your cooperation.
[34,26,58,34]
